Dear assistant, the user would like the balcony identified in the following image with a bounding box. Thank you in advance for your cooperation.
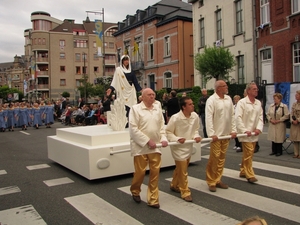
[37,84,49,89]
[37,71,48,76]
[131,61,144,71]
[36,57,48,63]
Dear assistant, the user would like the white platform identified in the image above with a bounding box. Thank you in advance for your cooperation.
[47,125,201,180]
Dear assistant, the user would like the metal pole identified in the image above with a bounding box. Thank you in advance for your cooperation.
[83,52,86,102]
[102,8,105,77]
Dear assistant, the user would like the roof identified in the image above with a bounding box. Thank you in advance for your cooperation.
[113,0,192,36]
[51,19,117,34]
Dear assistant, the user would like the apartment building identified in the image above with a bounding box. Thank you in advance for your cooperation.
[188,0,256,88]
[24,11,117,101]
[255,0,300,83]
[113,0,194,90]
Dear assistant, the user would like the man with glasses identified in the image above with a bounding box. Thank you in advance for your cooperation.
[235,82,263,183]
[205,80,237,192]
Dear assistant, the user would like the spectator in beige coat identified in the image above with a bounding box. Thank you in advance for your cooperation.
[290,90,300,158]
[266,93,289,156]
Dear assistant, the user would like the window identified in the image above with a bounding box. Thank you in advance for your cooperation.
[60,79,66,86]
[76,66,81,74]
[216,10,222,40]
[164,36,170,56]
[59,40,65,47]
[199,18,205,47]
[74,40,88,48]
[33,20,51,31]
[60,66,65,72]
[293,42,300,81]
[76,79,81,87]
[292,0,300,13]
[93,54,99,60]
[60,53,65,59]
[260,0,270,24]
[236,0,243,34]
[164,72,172,88]
[75,53,81,61]
[199,0,204,7]
[82,54,87,61]
[237,55,245,84]
[94,67,99,72]
[148,37,154,60]
[261,49,272,60]
[42,38,46,45]
[82,66,87,74]
[109,42,114,49]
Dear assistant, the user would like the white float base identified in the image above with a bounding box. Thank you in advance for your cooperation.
[47,125,201,180]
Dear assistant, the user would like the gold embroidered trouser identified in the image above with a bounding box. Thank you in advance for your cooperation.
[206,139,229,186]
[240,142,256,178]
[130,153,161,205]
[170,157,191,198]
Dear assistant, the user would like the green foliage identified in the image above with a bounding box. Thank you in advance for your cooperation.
[195,46,236,81]
[61,91,70,98]
[228,83,247,100]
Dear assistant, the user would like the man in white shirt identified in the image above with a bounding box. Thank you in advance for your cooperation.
[129,88,168,209]
[205,80,237,192]
[166,97,201,202]
[235,82,263,183]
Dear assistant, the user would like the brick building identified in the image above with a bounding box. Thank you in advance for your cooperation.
[113,0,194,91]
[255,0,300,83]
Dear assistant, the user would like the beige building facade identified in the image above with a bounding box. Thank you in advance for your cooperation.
[24,11,117,102]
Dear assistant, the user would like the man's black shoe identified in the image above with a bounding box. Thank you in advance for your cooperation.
[132,195,141,203]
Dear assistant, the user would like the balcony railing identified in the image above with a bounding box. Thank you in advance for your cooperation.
[37,71,48,76]
[36,57,48,62]
[131,61,144,71]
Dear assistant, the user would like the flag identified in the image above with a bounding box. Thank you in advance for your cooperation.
[95,19,103,56]
[133,41,139,56]
[259,24,264,29]
[124,46,129,55]
[23,80,27,96]
[215,40,221,47]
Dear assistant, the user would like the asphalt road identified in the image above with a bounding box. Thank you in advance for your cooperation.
[1,122,300,225]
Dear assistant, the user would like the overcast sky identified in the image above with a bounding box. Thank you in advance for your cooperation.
[0,0,188,63]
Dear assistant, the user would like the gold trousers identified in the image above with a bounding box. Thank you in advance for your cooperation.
[170,157,191,198]
[240,142,256,178]
[206,139,229,186]
[130,153,161,205]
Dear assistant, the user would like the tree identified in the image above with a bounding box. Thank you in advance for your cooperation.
[61,91,70,98]
[194,46,236,81]
[0,85,24,102]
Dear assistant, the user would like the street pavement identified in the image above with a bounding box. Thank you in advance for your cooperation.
[0,122,300,225]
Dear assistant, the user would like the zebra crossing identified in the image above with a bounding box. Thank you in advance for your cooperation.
[1,156,300,225]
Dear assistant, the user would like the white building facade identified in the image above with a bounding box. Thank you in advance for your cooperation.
[188,0,256,89]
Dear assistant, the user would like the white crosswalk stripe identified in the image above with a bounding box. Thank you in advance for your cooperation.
[0,205,46,225]
[118,184,240,225]
[1,159,300,224]
[65,193,143,225]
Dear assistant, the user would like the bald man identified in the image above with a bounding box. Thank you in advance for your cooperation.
[205,80,237,192]
[129,88,168,209]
